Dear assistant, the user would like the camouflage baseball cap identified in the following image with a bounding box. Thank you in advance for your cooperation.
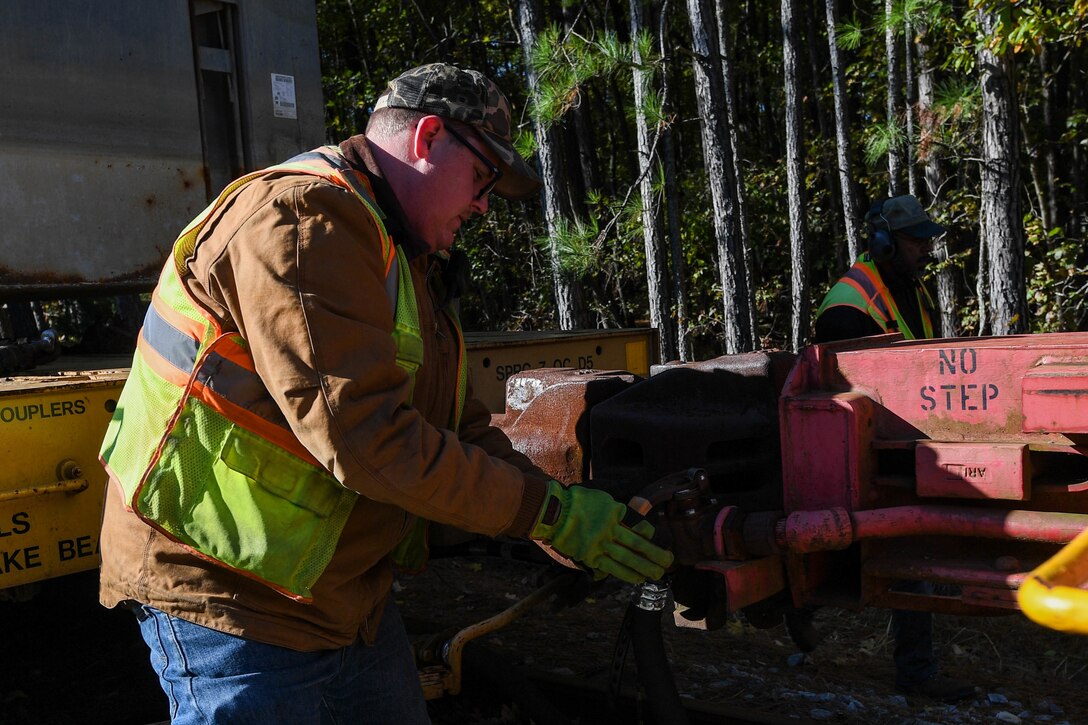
[865,194,946,237]
[374,63,542,200]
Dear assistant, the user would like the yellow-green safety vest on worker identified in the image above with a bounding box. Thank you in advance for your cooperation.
[99,146,468,602]
[816,253,935,340]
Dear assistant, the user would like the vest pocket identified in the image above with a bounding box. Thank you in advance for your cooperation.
[218,425,342,518]
[140,400,355,599]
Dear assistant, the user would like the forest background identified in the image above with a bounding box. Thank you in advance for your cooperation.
[318,0,1088,361]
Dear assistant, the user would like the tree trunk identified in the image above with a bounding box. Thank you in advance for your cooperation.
[904,19,918,198]
[916,21,956,337]
[685,0,754,353]
[782,0,809,350]
[1036,47,1059,233]
[824,0,863,260]
[885,0,904,196]
[976,214,989,336]
[713,0,757,343]
[562,5,600,201]
[516,0,586,330]
[804,0,843,250]
[1070,44,1088,241]
[659,0,690,360]
[630,0,677,361]
[977,9,1026,335]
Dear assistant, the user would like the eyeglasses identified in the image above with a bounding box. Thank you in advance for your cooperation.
[895,232,935,247]
[445,125,502,201]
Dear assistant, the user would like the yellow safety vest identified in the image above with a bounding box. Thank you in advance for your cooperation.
[100,146,467,601]
[816,253,935,340]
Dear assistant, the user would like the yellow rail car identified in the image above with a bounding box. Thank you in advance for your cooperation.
[465,328,658,413]
[0,360,127,592]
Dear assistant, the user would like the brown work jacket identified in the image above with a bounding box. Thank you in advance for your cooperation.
[99,136,549,650]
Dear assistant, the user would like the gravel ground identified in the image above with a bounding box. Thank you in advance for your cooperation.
[398,557,1088,725]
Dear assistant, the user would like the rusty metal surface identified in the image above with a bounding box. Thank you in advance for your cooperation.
[781,392,873,512]
[492,368,637,484]
[0,367,129,394]
[852,506,1088,544]
[776,334,1088,614]
[779,509,855,552]
[864,556,1029,589]
[869,588,1022,615]
[2,1,206,287]
[499,334,1088,621]
[778,506,1088,555]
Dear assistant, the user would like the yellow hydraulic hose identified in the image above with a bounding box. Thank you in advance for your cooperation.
[1018,526,1088,635]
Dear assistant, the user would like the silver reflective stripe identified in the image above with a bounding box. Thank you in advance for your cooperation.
[195,349,292,432]
[142,304,200,373]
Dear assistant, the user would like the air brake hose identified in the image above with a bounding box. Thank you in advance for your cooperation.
[625,580,691,725]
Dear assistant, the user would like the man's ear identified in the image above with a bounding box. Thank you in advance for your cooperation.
[410,115,444,162]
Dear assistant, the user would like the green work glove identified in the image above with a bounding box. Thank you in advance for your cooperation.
[530,481,674,584]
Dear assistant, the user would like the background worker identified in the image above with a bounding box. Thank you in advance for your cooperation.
[97,63,672,724]
[815,194,942,342]
[811,194,974,702]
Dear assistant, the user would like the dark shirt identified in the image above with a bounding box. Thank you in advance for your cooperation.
[813,268,937,344]
[812,305,885,344]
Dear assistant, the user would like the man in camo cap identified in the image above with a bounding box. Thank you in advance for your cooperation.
[99,62,673,722]
[374,62,540,200]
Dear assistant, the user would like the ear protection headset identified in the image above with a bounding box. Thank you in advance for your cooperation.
[867,200,897,262]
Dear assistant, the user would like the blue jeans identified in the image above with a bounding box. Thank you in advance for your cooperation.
[135,598,430,724]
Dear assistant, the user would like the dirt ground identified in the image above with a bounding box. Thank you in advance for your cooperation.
[398,556,1088,724]
[4,558,1086,725]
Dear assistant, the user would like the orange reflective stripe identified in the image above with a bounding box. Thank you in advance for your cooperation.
[212,336,258,373]
[849,265,891,311]
[189,380,323,468]
[150,289,206,343]
[841,277,891,325]
[917,287,935,339]
[188,334,322,466]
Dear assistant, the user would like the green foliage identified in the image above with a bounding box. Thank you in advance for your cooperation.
[1024,215,1088,332]
[537,216,599,277]
[864,121,908,168]
[837,20,863,51]
[529,26,635,126]
[314,0,1088,353]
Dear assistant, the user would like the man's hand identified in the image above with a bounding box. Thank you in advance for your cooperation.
[529,481,674,584]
